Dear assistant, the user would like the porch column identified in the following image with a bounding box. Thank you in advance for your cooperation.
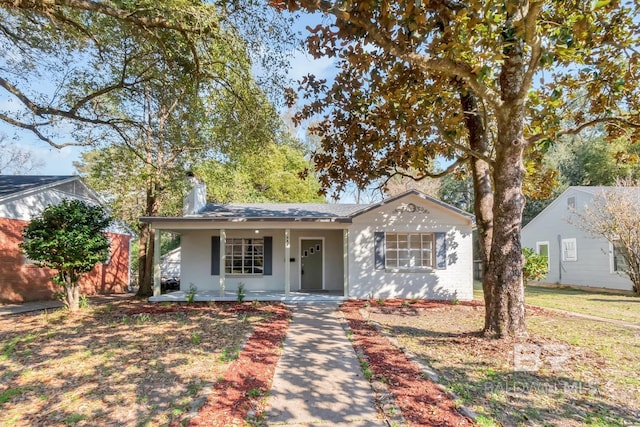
[153,228,161,296]
[219,229,226,297]
[343,229,349,297]
[284,229,291,295]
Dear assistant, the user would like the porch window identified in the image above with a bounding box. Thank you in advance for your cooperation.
[225,238,264,275]
[385,233,434,269]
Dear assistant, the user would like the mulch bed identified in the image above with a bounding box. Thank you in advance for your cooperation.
[341,300,474,427]
[187,303,291,426]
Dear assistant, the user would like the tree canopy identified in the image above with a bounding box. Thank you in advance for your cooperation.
[0,0,295,148]
[194,140,325,204]
[274,0,640,337]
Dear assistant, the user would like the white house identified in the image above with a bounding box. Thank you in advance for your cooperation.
[521,186,638,292]
[141,183,474,302]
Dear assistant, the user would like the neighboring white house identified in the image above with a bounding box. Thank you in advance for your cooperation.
[141,184,475,301]
[521,186,638,292]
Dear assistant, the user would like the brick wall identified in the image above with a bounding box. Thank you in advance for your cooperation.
[0,218,130,303]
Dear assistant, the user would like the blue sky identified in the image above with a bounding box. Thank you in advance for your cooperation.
[0,11,335,176]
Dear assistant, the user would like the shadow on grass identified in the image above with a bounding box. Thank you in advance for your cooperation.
[0,301,270,425]
[384,323,638,426]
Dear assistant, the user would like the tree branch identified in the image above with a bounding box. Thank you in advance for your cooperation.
[1,0,216,34]
[527,116,640,144]
[0,113,84,148]
[519,1,544,101]
[376,156,468,192]
[307,0,503,110]
[0,76,140,128]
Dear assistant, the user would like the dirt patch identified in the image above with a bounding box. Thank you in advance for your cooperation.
[341,300,473,426]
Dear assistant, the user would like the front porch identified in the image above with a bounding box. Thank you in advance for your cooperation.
[149,290,349,303]
[151,226,350,299]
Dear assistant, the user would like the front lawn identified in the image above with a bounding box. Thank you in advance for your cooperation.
[365,301,639,426]
[0,300,281,426]
[474,282,640,323]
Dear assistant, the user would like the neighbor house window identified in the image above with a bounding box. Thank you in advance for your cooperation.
[225,238,264,274]
[567,196,576,210]
[385,233,434,269]
[561,238,577,262]
[612,242,628,273]
[536,241,550,270]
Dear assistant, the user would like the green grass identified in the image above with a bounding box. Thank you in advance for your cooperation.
[2,333,38,360]
[64,413,87,425]
[373,304,639,426]
[218,346,240,363]
[0,387,28,404]
[473,281,640,323]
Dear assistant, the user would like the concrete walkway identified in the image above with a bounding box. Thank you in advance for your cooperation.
[266,304,384,426]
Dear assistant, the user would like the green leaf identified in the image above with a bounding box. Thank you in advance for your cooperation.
[594,0,612,9]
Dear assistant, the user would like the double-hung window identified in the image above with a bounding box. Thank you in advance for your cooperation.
[385,233,434,269]
[225,238,264,275]
[561,238,577,262]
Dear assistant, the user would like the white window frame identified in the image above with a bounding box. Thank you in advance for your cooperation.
[385,232,434,270]
[561,238,577,262]
[535,241,550,270]
[609,241,629,273]
[224,238,264,275]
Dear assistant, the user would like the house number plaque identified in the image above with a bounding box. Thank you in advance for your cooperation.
[394,203,429,214]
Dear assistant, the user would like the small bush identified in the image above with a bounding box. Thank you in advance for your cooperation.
[523,247,549,285]
[186,284,197,304]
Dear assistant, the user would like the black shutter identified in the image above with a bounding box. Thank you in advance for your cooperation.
[211,236,220,275]
[435,232,447,269]
[374,232,385,270]
[264,236,272,276]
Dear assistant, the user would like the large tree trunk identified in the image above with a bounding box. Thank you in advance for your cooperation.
[136,222,154,297]
[136,183,159,297]
[484,132,527,338]
[459,89,494,331]
[483,15,528,338]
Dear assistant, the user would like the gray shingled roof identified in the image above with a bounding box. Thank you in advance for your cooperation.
[198,203,369,219]
[140,190,475,224]
[0,175,76,199]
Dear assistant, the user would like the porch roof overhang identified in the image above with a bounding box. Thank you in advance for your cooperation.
[140,216,352,224]
[140,216,353,231]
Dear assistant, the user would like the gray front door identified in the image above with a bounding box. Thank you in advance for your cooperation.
[301,239,323,290]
